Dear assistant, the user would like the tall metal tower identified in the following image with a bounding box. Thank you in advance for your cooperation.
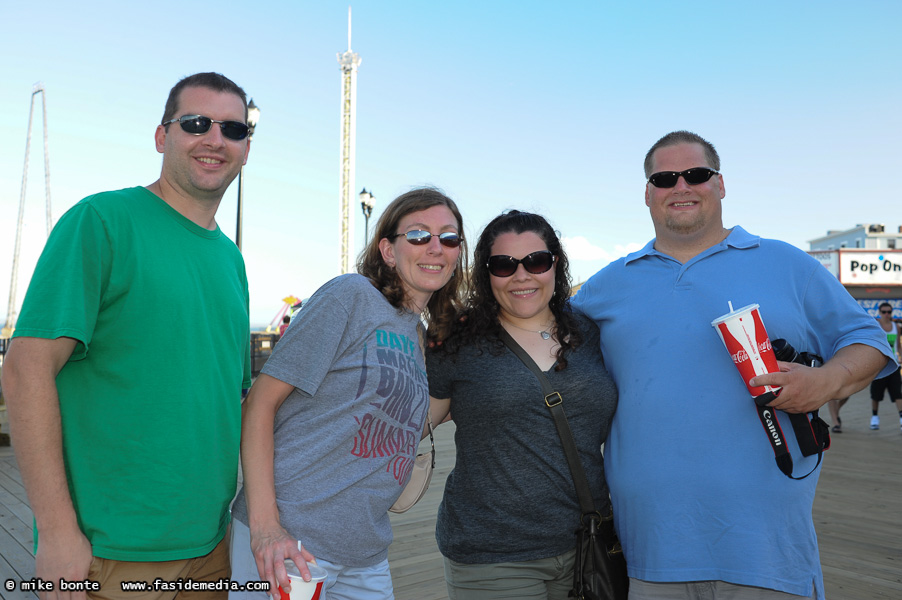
[3,83,52,338]
[337,7,361,274]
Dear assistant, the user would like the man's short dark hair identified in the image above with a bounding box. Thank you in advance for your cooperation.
[879,302,893,311]
[644,130,720,178]
[161,72,248,125]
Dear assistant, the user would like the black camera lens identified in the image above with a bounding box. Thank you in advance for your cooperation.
[771,339,799,363]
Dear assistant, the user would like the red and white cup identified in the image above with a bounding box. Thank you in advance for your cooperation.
[278,560,328,600]
[711,303,781,405]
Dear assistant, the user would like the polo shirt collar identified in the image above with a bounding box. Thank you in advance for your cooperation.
[624,226,760,265]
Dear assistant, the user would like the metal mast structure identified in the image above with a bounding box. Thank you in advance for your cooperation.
[337,7,361,274]
[235,98,261,252]
[3,83,52,338]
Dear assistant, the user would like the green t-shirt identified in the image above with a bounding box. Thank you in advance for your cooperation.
[14,187,251,561]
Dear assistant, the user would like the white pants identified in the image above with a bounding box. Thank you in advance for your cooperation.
[228,519,395,600]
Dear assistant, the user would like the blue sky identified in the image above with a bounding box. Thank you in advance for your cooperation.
[1,1,899,326]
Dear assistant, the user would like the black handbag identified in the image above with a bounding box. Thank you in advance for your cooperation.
[499,328,628,600]
[571,509,628,600]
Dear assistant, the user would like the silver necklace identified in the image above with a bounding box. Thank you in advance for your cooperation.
[501,317,553,340]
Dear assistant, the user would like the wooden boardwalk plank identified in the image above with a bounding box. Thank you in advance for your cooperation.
[1,389,900,599]
[0,446,38,600]
[0,460,33,530]
[810,391,902,599]
[389,423,456,600]
[388,391,902,599]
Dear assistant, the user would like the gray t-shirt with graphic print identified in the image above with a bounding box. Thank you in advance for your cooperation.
[231,274,428,567]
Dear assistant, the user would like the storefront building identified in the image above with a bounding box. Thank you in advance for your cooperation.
[809,224,902,319]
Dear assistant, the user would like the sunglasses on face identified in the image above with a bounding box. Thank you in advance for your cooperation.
[487,250,555,278]
[648,167,719,188]
[389,230,462,248]
[880,310,893,314]
[162,115,250,141]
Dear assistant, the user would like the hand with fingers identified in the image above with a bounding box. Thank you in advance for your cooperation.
[35,526,93,600]
[250,524,317,599]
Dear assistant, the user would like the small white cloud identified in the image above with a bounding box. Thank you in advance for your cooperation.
[614,242,644,256]
[562,236,608,260]
[562,236,643,263]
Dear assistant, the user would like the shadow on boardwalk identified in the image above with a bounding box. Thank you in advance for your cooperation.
[1,389,900,599]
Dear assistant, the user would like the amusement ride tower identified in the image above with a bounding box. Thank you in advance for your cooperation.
[337,7,361,274]
[3,83,52,338]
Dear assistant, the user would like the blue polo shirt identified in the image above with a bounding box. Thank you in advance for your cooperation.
[572,226,895,600]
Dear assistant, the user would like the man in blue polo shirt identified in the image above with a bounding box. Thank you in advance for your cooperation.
[572,131,894,600]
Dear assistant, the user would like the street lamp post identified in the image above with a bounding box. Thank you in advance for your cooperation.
[359,188,375,246]
[236,98,261,251]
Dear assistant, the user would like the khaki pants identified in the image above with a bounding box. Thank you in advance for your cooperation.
[444,549,576,600]
[87,532,230,600]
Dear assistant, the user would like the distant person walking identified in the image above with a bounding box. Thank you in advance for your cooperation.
[828,396,849,433]
[1,72,252,598]
[279,314,291,336]
[869,302,902,430]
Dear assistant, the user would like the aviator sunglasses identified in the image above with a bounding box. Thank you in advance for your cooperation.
[162,115,250,141]
[648,167,719,188]
[487,250,555,278]
[389,230,463,248]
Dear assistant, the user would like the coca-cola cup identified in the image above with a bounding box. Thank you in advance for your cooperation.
[711,303,781,406]
[278,560,328,600]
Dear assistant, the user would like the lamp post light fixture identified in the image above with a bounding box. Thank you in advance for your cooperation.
[235,98,261,251]
[359,188,375,246]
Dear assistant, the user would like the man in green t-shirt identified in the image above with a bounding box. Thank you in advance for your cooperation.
[1,72,252,599]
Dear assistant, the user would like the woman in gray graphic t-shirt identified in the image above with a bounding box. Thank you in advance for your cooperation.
[230,188,468,600]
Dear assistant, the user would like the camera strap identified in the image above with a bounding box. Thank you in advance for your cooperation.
[789,411,831,456]
[754,404,829,480]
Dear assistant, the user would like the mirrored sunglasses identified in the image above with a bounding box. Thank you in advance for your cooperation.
[390,230,462,248]
[162,115,249,141]
[648,167,718,188]
[487,250,555,278]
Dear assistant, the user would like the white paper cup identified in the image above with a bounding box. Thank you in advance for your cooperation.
[278,560,328,600]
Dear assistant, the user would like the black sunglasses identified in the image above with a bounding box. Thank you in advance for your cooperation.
[880,309,893,314]
[162,115,249,141]
[487,250,555,278]
[648,167,719,188]
[389,230,462,248]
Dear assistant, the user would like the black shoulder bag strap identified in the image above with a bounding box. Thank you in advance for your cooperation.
[497,328,597,517]
[500,328,629,600]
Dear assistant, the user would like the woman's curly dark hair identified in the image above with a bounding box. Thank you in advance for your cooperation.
[440,210,581,370]
[356,187,468,342]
